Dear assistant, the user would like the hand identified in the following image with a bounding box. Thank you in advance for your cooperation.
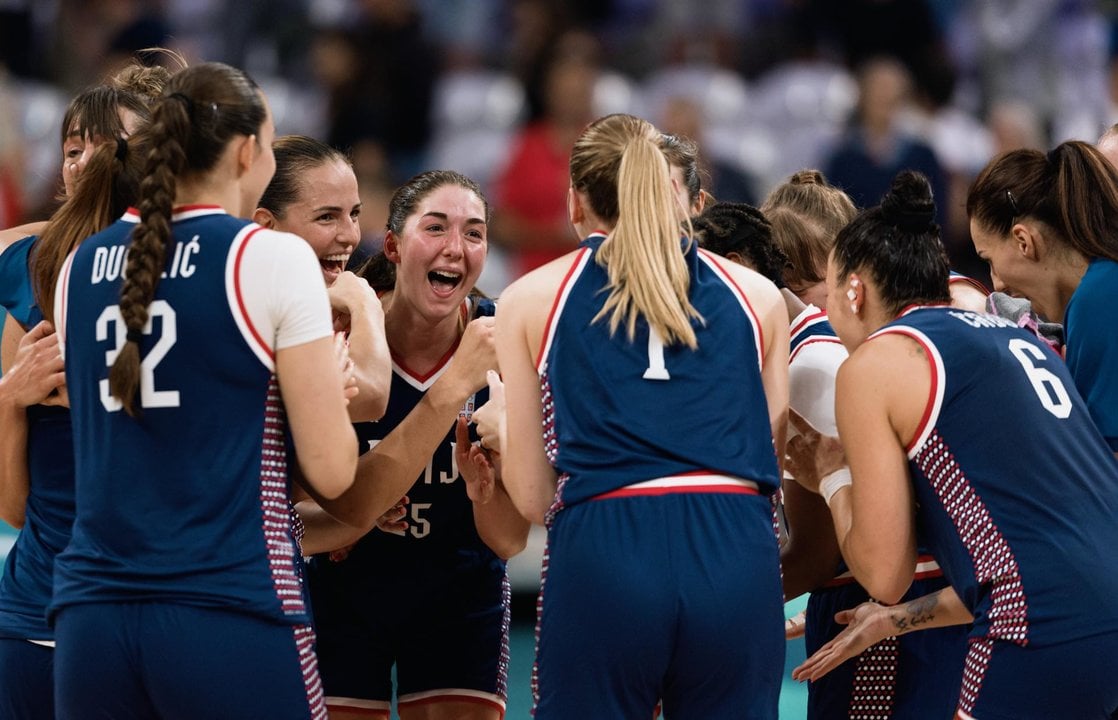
[374,496,409,536]
[472,370,506,457]
[333,332,358,404]
[792,601,893,682]
[327,271,381,334]
[446,316,497,395]
[456,416,497,504]
[785,610,807,640]
[785,410,845,494]
[1,321,66,408]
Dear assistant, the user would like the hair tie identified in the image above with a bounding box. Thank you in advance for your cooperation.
[115,136,128,161]
[168,92,195,118]
[892,208,934,233]
[126,328,144,344]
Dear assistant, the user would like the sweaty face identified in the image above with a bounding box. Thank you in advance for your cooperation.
[272,159,361,286]
[389,184,487,322]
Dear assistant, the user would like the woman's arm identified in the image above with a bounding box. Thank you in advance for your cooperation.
[328,271,391,422]
[828,337,926,604]
[456,417,529,559]
[493,281,558,525]
[792,586,974,682]
[0,320,66,527]
[301,316,498,534]
[278,333,359,501]
[780,477,844,601]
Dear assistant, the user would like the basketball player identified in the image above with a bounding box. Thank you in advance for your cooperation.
[52,62,356,719]
[491,113,790,719]
[789,170,1118,718]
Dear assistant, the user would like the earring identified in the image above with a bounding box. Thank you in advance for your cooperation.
[846,288,856,301]
[850,302,858,314]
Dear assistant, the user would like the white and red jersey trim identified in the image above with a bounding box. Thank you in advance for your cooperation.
[592,472,761,501]
[867,311,946,459]
[535,246,593,373]
[697,249,765,372]
[225,224,275,371]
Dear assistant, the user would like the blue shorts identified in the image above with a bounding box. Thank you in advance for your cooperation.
[958,632,1118,719]
[54,602,326,720]
[310,562,509,717]
[534,490,784,720]
[0,638,54,720]
[806,574,968,719]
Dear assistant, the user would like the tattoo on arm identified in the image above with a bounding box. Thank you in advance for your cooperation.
[889,591,939,634]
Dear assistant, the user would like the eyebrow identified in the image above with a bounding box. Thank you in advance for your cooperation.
[421,211,486,225]
[312,203,361,213]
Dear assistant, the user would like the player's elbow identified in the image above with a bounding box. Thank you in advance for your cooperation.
[299,439,358,501]
[860,569,912,606]
[486,533,528,561]
[0,505,25,530]
[346,381,389,423]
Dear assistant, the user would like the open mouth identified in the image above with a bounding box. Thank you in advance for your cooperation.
[320,254,349,280]
[428,269,463,295]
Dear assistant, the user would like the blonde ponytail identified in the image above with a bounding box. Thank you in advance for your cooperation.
[571,114,702,349]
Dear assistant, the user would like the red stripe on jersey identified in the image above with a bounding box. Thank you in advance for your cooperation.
[698,248,766,365]
[232,227,274,361]
[790,308,828,337]
[789,336,843,363]
[535,246,591,369]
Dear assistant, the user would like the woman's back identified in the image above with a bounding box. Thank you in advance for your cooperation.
[874,305,1118,646]
[56,208,327,623]
[541,234,780,507]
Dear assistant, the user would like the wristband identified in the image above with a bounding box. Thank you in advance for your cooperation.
[820,467,852,507]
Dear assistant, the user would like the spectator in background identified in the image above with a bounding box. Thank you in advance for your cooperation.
[658,95,756,205]
[314,0,439,183]
[824,57,947,224]
[492,41,599,278]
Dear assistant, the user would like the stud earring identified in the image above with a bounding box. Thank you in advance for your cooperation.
[850,302,858,314]
[846,288,856,301]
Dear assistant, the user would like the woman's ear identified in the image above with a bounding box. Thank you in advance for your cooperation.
[236,134,258,177]
[252,207,276,228]
[1011,222,1041,262]
[383,230,402,263]
[567,186,584,226]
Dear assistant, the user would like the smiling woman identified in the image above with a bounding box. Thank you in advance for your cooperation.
[254,135,391,423]
[295,169,528,720]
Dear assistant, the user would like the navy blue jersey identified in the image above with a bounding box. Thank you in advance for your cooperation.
[1064,258,1118,451]
[540,234,780,507]
[314,297,501,581]
[0,234,38,327]
[0,235,75,640]
[54,206,330,625]
[789,305,839,361]
[875,306,1118,647]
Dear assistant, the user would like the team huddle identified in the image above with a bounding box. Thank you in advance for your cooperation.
[1,54,1117,720]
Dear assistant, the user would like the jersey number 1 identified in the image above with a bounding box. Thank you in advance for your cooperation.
[97,300,181,412]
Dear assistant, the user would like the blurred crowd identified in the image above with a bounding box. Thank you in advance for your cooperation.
[2,0,1117,289]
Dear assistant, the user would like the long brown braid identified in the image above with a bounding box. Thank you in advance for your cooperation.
[110,62,265,415]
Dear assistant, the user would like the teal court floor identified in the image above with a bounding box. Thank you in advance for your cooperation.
[0,523,809,717]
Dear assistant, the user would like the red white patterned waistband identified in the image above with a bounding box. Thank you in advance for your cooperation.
[592,473,761,501]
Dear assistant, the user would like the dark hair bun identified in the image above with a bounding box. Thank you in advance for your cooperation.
[881,170,935,233]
